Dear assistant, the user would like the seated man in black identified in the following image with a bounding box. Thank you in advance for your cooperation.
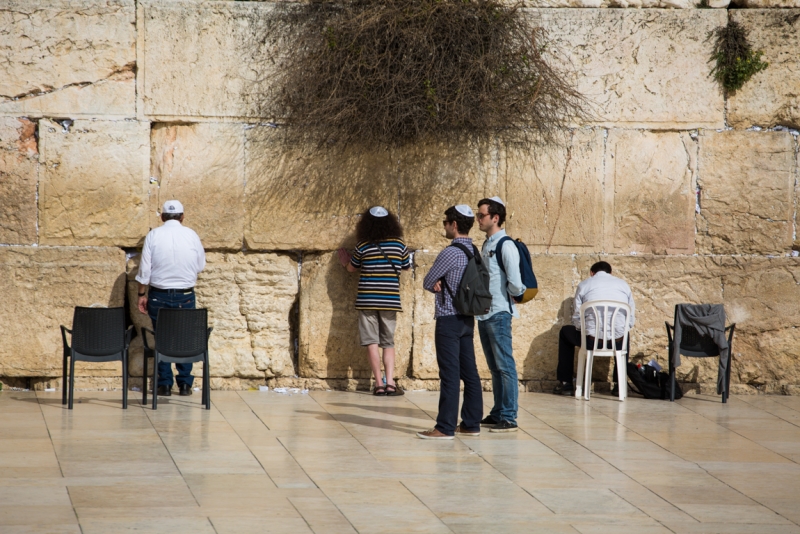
[553,261,635,396]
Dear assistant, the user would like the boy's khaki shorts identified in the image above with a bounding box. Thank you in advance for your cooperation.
[358,310,398,348]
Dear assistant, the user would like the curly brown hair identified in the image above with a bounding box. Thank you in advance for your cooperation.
[355,208,404,243]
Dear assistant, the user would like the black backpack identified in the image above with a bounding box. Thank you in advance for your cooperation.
[495,236,538,303]
[441,243,492,316]
[626,362,683,400]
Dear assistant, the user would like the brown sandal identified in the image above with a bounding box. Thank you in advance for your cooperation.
[373,385,387,396]
[385,384,404,396]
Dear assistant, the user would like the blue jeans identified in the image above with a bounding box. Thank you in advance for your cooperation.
[147,289,195,388]
[434,315,483,436]
[478,312,518,424]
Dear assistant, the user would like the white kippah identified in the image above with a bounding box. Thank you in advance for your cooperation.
[455,204,474,217]
[369,206,388,217]
[162,200,184,214]
[489,196,505,206]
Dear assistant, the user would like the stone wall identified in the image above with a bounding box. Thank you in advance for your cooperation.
[1,1,799,395]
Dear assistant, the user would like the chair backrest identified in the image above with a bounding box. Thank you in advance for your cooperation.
[579,300,631,353]
[677,324,720,357]
[71,307,126,356]
[154,308,208,358]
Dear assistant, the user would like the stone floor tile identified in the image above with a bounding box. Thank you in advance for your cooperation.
[0,505,77,526]
[78,516,216,534]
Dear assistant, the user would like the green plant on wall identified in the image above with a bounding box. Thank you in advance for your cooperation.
[708,20,768,94]
[256,0,588,149]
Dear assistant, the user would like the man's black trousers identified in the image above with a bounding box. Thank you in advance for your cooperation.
[557,325,628,385]
[434,315,483,436]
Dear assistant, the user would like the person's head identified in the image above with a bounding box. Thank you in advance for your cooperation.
[443,205,474,239]
[476,197,506,233]
[161,200,184,223]
[590,261,612,276]
[355,206,404,243]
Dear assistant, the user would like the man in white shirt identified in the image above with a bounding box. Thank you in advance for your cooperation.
[553,261,635,396]
[136,200,206,397]
[476,197,526,432]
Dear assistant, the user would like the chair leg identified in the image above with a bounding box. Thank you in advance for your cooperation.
[142,356,148,406]
[204,357,210,410]
[152,355,158,410]
[584,352,594,401]
[122,355,128,410]
[615,353,626,401]
[669,361,676,402]
[62,352,69,405]
[575,349,586,399]
[68,357,76,410]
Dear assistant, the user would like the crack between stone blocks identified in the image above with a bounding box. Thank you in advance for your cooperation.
[546,129,575,251]
[0,62,135,103]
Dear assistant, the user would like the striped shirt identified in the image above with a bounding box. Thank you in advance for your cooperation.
[350,239,411,311]
[422,237,474,318]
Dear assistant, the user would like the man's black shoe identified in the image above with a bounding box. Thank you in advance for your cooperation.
[179,384,192,396]
[156,385,172,396]
[552,382,574,396]
[480,415,500,427]
[489,420,518,433]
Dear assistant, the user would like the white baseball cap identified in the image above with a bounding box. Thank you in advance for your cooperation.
[455,205,474,217]
[162,200,184,214]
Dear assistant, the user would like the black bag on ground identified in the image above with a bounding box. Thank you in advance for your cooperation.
[442,243,492,316]
[626,362,683,400]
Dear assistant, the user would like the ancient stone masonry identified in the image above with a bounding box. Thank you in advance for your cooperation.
[1,0,800,395]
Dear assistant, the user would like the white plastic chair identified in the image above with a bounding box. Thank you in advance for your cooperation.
[575,300,631,401]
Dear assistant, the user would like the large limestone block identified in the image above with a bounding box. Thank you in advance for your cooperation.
[716,257,800,388]
[0,247,126,377]
[151,123,245,250]
[504,129,604,254]
[245,128,398,251]
[38,119,151,247]
[411,251,492,380]
[574,255,724,383]
[0,118,37,244]
[139,0,271,120]
[728,11,800,129]
[697,130,795,255]
[127,252,298,380]
[395,140,500,251]
[605,130,697,254]
[298,253,412,379]
[0,0,135,119]
[539,9,726,129]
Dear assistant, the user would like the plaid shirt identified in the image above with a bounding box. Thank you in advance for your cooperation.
[423,237,474,318]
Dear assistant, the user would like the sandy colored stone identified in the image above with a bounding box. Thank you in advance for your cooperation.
[245,127,398,251]
[151,123,245,250]
[0,117,37,244]
[0,0,135,119]
[38,119,151,247]
[728,10,800,129]
[605,130,697,254]
[539,9,726,129]
[395,139,500,251]
[0,246,126,377]
[697,130,795,255]
[731,1,800,11]
[298,253,412,379]
[716,256,800,389]
[504,128,604,254]
[127,252,298,381]
[139,0,270,120]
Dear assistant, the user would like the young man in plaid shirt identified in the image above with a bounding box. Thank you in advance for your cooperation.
[416,205,484,439]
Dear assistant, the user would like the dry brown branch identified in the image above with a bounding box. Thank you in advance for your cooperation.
[255,0,588,149]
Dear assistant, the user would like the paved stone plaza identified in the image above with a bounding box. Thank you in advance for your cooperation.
[1,390,800,533]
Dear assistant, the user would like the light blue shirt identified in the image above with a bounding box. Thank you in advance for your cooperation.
[477,229,526,321]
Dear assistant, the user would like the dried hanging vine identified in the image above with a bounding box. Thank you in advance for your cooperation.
[256,0,588,149]
[708,21,768,94]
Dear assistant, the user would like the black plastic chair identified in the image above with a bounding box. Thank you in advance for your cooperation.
[60,307,133,410]
[665,320,735,404]
[141,308,213,410]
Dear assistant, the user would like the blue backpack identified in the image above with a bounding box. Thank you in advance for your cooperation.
[495,236,538,304]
